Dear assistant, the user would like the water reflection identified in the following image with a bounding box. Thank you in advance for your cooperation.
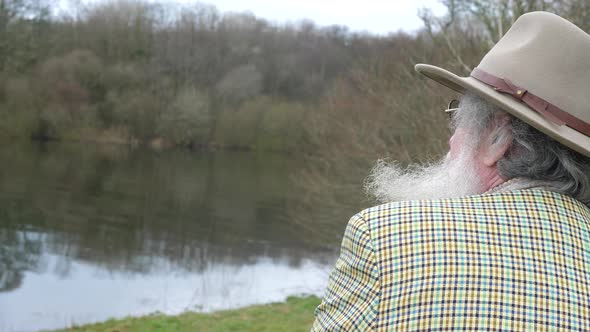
[0,142,363,332]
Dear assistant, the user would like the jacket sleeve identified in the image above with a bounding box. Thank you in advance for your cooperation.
[312,213,380,331]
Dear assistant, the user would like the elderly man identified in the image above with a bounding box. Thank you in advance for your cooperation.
[312,12,590,331]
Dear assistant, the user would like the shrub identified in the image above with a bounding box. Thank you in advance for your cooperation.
[99,63,161,127]
[0,77,41,138]
[214,96,267,149]
[257,101,306,152]
[215,64,263,105]
[157,87,211,146]
[102,63,147,92]
[106,89,160,140]
[214,96,307,151]
[38,49,105,105]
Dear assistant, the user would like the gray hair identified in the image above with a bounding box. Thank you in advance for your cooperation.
[455,93,590,207]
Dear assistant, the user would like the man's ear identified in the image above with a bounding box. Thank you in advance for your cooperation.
[481,116,513,167]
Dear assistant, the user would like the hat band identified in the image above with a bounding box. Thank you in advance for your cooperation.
[471,68,590,137]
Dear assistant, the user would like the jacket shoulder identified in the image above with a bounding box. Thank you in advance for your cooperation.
[356,189,590,232]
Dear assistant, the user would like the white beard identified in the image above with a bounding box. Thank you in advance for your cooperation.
[365,150,484,203]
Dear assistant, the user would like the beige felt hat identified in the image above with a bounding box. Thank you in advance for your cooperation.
[416,11,590,157]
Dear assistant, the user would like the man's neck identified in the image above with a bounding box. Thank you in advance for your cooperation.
[484,173,506,192]
[485,177,550,194]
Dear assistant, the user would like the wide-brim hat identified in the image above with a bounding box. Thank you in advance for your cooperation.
[415,11,590,157]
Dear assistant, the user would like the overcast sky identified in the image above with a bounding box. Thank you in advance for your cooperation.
[69,0,447,35]
[191,0,447,34]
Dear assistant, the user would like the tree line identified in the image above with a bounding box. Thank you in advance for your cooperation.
[0,0,388,150]
[0,0,588,153]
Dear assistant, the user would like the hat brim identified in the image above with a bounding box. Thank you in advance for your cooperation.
[415,64,590,157]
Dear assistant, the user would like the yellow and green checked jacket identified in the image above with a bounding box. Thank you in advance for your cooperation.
[312,189,590,331]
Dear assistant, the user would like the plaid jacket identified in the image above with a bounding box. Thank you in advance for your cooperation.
[312,189,590,331]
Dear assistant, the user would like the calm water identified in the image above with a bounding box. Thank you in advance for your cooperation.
[0,142,365,332]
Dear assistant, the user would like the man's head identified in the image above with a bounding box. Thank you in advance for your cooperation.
[416,12,590,158]
[366,93,590,206]
[370,12,590,206]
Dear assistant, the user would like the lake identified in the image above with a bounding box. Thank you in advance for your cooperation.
[0,141,368,332]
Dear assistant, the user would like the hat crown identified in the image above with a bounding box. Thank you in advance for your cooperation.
[478,11,590,127]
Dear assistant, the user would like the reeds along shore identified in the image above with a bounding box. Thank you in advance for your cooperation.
[1,0,588,158]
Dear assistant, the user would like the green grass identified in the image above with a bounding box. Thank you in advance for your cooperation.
[53,296,321,332]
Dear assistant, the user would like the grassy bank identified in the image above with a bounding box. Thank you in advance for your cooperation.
[53,296,321,332]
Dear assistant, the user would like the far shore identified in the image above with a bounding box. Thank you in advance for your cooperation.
[0,134,293,154]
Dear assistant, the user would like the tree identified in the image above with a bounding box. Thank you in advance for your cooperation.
[0,0,53,71]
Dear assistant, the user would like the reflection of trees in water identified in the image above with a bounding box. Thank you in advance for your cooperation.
[0,229,44,292]
[0,190,48,292]
[0,142,338,288]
